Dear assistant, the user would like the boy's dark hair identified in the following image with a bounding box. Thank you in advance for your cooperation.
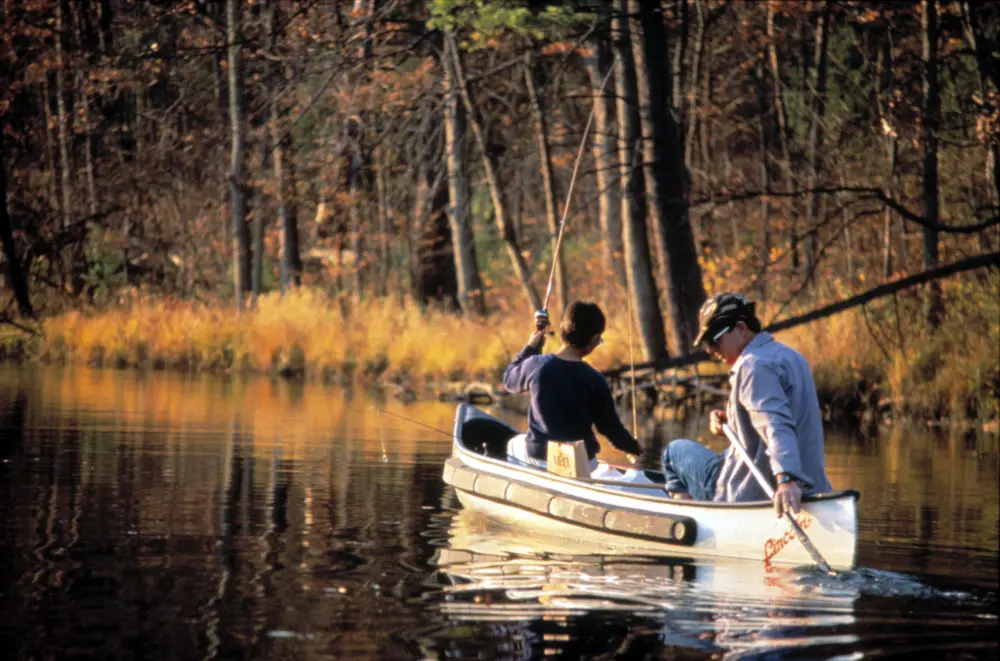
[560,301,606,349]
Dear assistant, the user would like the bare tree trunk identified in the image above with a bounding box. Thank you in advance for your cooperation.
[41,80,60,218]
[250,141,267,307]
[413,131,458,310]
[271,105,301,291]
[922,0,942,325]
[767,1,793,181]
[875,29,901,279]
[347,133,365,296]
[227,0,250,308]
[756,60,771,303]
[672,0,688,114]
[684,0,706,170]
[613,0,667,362]
[266,0,301,292]
[524,48,567,312]
[441,48,485,316]
[55,1,72,230]
[0,130,33,316]
[70,2,97,218]
[960,1,1000,211]
[804,0,831,289]
[375,145,389,297]
[767,0,797,271]
[628,0,706,354]
[447,33,541,313]
[583,34,625,287]
[76,72,97,217]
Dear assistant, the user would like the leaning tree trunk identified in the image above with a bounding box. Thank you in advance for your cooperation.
[628,0,706,354]
[227,0,250,308]
[613,1,667,363]
[441,51,485,316]
[922,0,943,326]
[525,48,567,313]
[583,32,625,288]
[875,28,902,279]
[447,33,541,313]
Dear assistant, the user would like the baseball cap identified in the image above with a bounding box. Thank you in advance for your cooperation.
[693,292,756,347]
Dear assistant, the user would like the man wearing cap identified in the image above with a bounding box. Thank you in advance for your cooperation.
[661,292,832,517]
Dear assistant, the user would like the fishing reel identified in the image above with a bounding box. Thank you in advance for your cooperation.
[534,309,551,332]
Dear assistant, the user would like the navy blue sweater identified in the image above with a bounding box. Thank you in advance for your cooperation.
[502,345,641,461]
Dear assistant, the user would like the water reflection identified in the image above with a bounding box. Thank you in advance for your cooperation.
[431,507,997,659]
[0,365,996,660]
[432,507,863,658]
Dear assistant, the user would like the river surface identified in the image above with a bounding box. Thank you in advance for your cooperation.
[0,365,996,660]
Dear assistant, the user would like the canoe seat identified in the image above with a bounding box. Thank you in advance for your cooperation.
[546,441,590,479]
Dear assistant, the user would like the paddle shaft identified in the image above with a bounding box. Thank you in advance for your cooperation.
[721,423,836,575]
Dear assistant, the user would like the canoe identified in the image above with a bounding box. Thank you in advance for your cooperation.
[443,403,860,569]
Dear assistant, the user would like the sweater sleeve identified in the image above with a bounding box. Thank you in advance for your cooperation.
[502,345,540,394]
[591,376,642,455]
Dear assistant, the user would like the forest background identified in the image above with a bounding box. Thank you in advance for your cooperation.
[0,0,997,427]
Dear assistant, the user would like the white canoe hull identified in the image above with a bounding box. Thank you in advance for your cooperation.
[444,404,859,569]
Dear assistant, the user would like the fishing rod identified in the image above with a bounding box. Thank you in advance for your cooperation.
[538,62,615,327]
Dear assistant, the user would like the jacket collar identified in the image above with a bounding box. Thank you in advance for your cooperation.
[729,331,774,376]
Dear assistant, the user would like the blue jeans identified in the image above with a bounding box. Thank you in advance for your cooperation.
[661,439,723,500]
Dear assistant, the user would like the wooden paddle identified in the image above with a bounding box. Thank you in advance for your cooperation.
[722,423,837,576]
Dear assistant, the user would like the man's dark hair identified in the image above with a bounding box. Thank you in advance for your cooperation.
[560,301,606,349]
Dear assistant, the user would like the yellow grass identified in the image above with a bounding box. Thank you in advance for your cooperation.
[28,269,1000,423]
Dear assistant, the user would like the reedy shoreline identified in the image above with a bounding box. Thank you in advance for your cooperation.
[1,284,997,430]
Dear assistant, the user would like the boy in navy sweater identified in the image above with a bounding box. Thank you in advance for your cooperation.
[503,301,642,469]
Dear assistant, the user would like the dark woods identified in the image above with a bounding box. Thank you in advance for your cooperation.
[0,1,997,359]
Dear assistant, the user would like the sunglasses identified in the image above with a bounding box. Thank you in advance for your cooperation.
[708,325,732,346]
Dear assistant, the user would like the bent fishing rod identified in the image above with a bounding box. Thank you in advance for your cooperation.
[537,62,615,328]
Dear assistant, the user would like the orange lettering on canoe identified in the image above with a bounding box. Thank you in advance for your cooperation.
[763,514,812,568]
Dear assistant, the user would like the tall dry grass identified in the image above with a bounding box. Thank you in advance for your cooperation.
[24,263,1000,422]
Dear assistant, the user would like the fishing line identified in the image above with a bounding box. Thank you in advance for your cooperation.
[372,406,454,439]
[627,272,638,439]
[622,136,643,441]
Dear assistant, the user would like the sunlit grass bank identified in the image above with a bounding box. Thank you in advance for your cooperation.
[36,290,513,388]
[15,274,1000,425]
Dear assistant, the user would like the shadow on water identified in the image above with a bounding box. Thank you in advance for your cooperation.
[0,365,996,659]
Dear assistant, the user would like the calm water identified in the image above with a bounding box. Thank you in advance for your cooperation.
[0,365,996,660]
